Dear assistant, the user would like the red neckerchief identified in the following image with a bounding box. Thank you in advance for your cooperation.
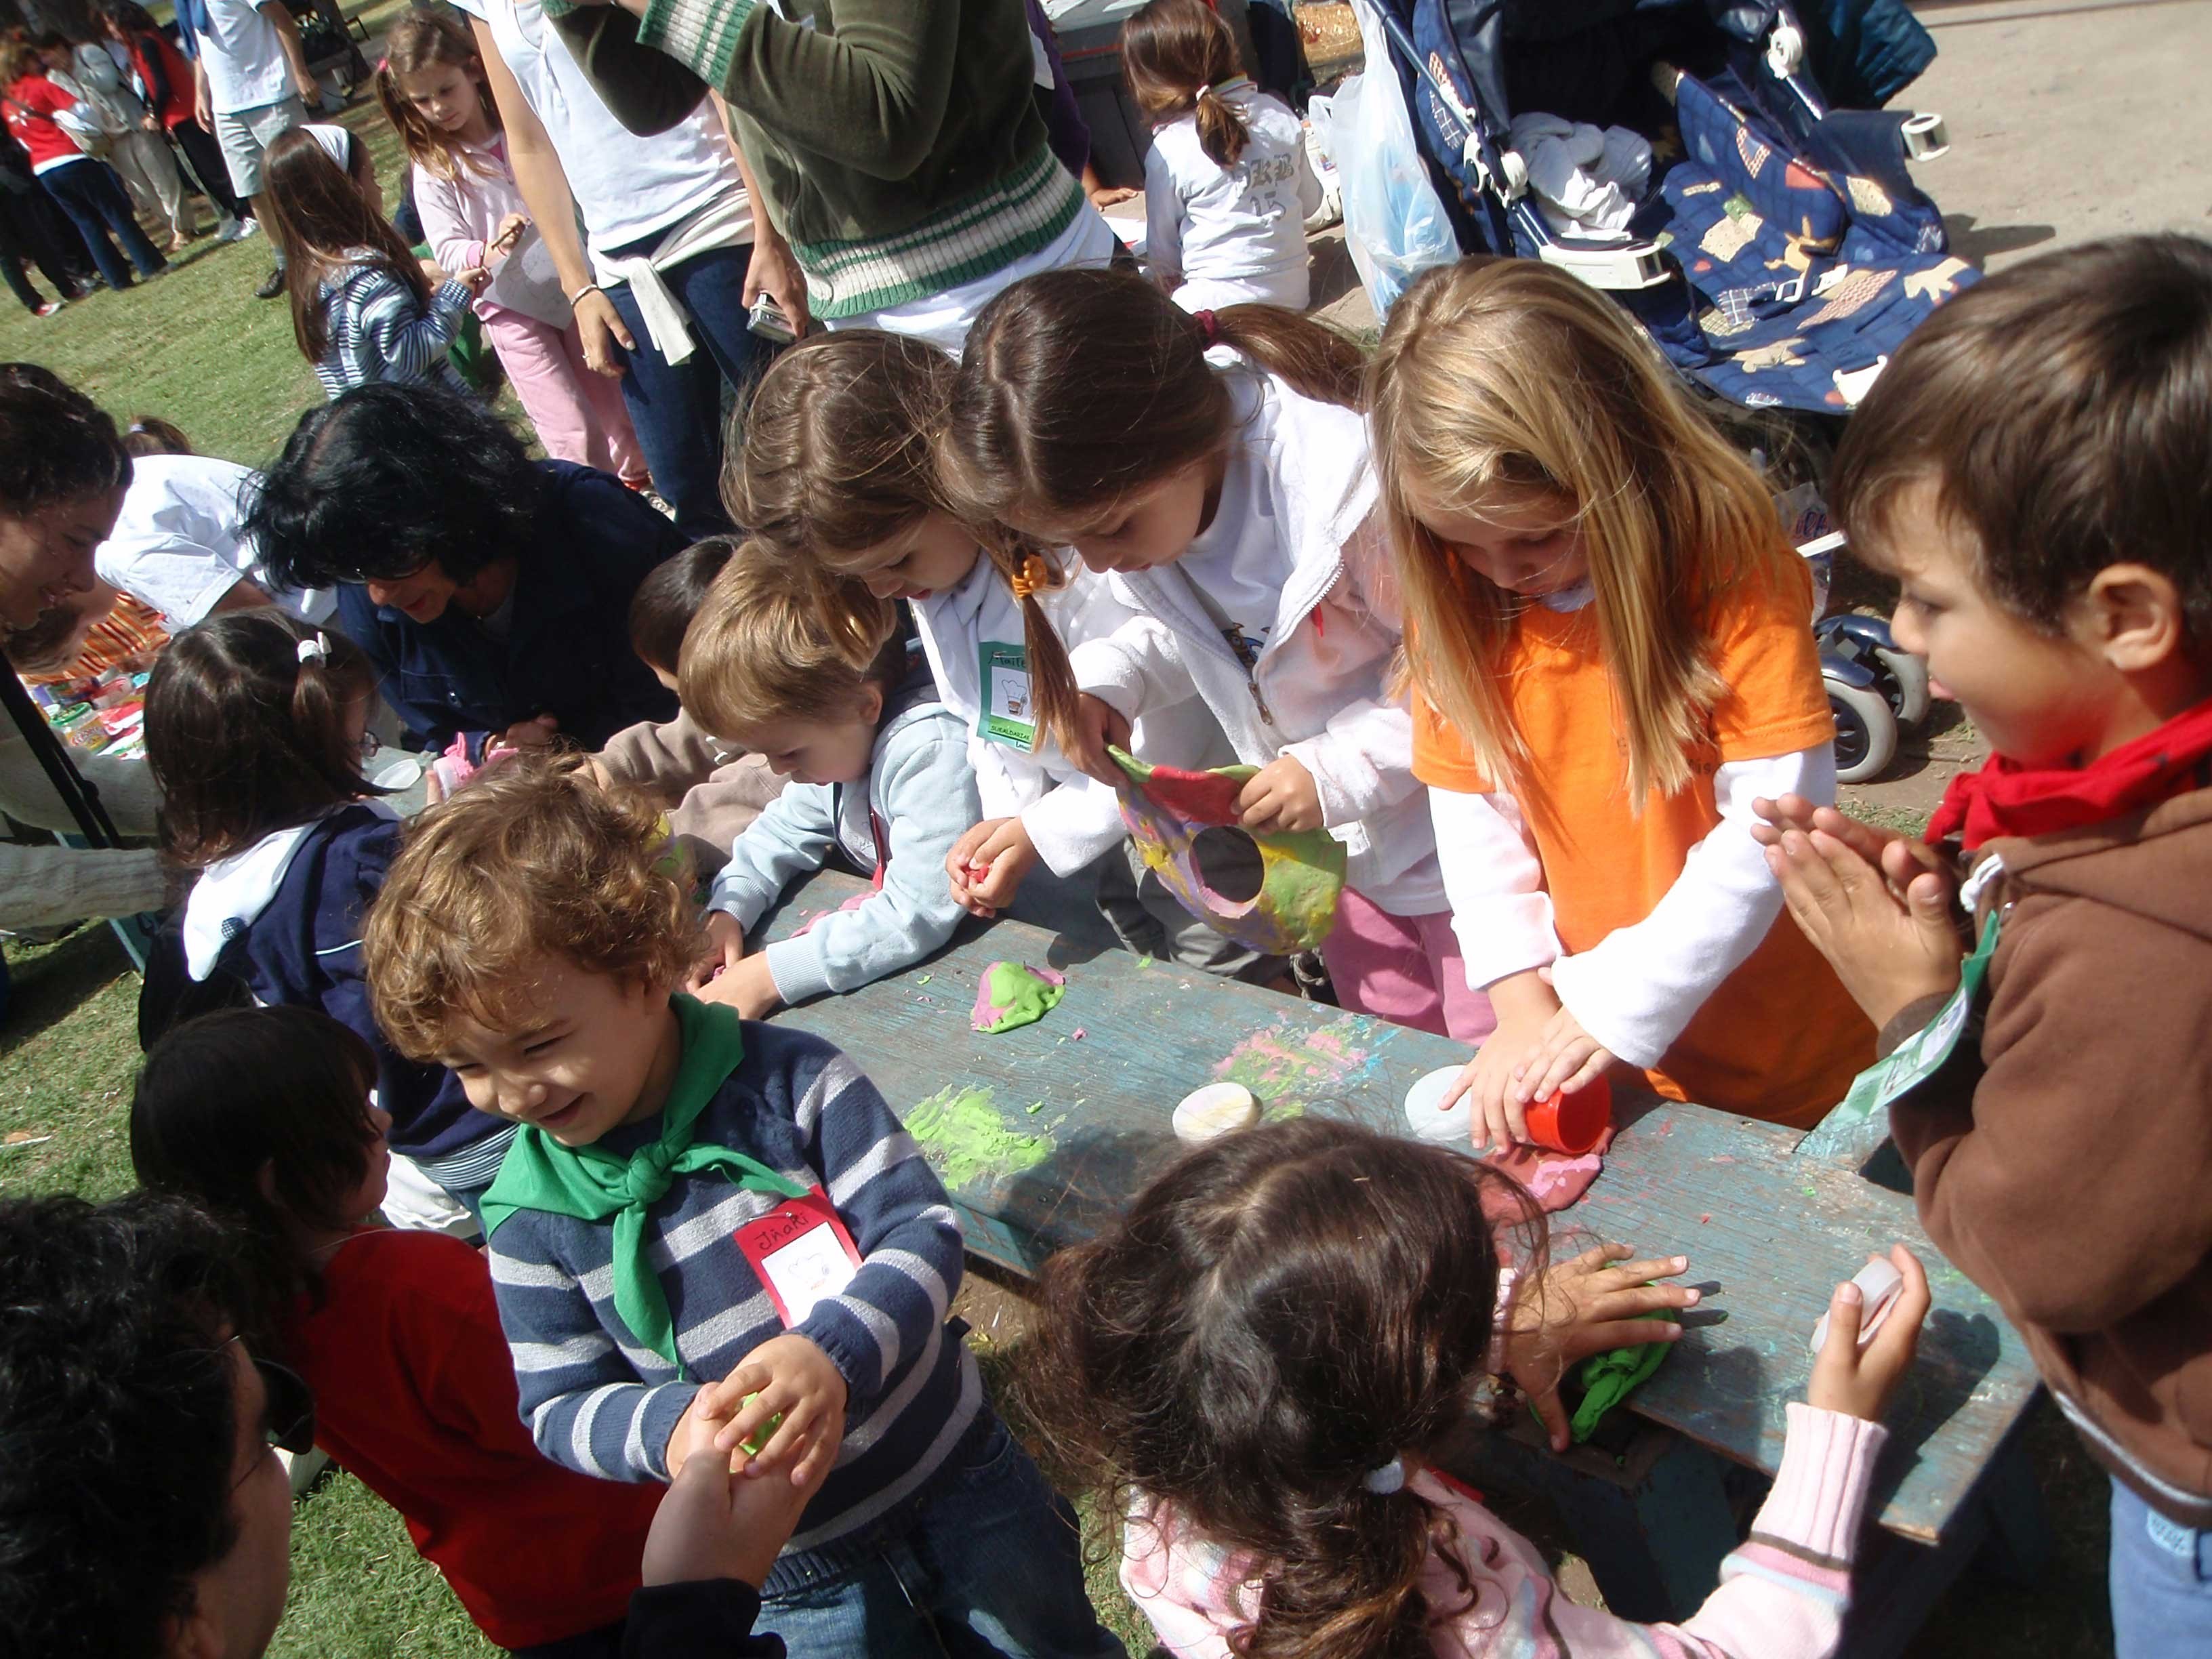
[1924,697,2212,851]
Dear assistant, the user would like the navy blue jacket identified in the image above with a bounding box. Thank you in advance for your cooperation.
[232,806,493,1162]
[337,462,684,753]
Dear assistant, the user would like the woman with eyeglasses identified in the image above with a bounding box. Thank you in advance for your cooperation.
[141,609,511,1222]
[129,1005,670,1659]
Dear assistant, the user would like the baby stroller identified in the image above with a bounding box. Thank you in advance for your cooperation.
[1357,0,1969,418]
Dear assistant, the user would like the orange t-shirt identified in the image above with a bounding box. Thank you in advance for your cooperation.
[1413,562,1872,1127]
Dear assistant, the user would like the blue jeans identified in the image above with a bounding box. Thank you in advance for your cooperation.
[40,159,165,289]
[2110,1477,2212,1658]
[762,1413,1121,1659]
[601,240,775,541]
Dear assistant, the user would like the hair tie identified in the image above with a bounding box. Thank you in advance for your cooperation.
[1363,1457,1406,1495]
[296,633,329,666]
[1193,308,1223,350]
[1008,554,1050,602]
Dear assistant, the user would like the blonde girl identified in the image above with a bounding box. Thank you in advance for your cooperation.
[736,329,1288,985]
[1120,0,1320,311]
[376,6,646,485]
[1372,256,1875,1145]
[942,268,1488,1042]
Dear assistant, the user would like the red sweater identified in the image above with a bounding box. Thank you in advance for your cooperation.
[125,28,199,129]
[289,1229,664,1649]
[2,77,86,171]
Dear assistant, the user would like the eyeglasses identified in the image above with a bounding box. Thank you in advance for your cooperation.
[224,1337,316,1488]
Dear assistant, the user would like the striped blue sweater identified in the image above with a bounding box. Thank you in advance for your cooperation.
[313,253,473,402]
[484,1019,981,1581]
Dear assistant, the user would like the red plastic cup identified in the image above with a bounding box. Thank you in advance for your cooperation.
[1524,1073,1612,1155]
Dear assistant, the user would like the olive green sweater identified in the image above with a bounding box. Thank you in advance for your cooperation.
[635,0,1084,316]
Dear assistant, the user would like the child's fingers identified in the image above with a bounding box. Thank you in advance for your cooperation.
[1576,1314,1685,1356]
[1866,1246,1931,1363]
[1586,1252,1691,1292]
[1809,1279,1866,1400]
[1528,1383,1572,1454]
[1433,1060,1477,1116]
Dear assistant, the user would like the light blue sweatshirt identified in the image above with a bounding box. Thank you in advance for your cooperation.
[705,665,979,1003]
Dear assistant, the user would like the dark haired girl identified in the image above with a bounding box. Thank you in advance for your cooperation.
[131,1006,664,1656]
[245,380,682,754]
[257,125,478,401]
[144,608,510,1218]
[1119,0,1319,310]
[1025,1117,1930,1659]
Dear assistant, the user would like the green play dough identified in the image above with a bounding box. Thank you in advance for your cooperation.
[1562,1312,1673,1443]
[737,1393,783,1458]
[905,1085,1053,1189]
[970,960,1065,1034]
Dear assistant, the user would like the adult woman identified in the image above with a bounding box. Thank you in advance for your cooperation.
[0,365,167,930]
[0,35,167,291]
[246,380,684,754]
[99,0,251,240]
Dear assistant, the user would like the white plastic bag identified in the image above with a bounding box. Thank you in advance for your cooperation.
[1332,1,1460,317]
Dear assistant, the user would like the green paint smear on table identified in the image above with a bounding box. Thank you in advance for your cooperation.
[905,1085,1053,1189]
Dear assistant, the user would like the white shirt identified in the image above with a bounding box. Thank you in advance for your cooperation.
[195,0,294,117]
[472,0,745,253]
[96,455,334,630]
[1144,81,1321,308]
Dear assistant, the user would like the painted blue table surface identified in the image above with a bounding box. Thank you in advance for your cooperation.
[756,868,2039,1547]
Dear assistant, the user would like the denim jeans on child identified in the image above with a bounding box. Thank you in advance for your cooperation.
[760,1412,1122,1659]
[39,158,164,290]
[600,240,775,541]
[2110,1477,2212,1658]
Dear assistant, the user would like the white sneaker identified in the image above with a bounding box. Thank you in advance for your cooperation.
[233,218,261,241]
[216,218,247,243]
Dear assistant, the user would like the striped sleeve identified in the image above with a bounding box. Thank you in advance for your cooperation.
[354,276,473,384]
[784,1045,966,1414]
[485,1215,699,1482]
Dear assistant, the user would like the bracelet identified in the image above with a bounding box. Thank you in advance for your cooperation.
[566,281,602,304]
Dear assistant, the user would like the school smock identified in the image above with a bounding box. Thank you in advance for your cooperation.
[1144,79,1322,309]
[335,459,683,753]
[1068,364,1446,916]
[178,804,509,1168]
[1412,563,1872,1126]
[291,1228,663,1650]
[96,455,333,630]
[705,661,979,1004]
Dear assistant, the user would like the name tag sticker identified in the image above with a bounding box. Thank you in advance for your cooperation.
[1832,908,2001,1121]
[978,641,1037,753]
[732,1187,863,1328]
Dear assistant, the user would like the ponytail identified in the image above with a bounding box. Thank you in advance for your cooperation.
[1192,79,1250,167]
[978,537,1082,758]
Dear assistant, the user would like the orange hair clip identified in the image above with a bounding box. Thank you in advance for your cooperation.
[1009,554,1050,601]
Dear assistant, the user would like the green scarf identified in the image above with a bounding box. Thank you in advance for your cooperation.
[480,994,808,1373]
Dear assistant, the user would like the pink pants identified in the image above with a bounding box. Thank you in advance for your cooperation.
[483,306,648,484]
[1320,886,1497,1044]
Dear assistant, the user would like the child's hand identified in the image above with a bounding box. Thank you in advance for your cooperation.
[1063,693,1133,787]
[1502,1244,1696,1452]
[488,212,528,258]
[1751,795,1953,898]
[947,817,1040,918]
[492,713,560,754]
[1766,827,1961,1030]
[1807,1246,1931,1422]
[711,1334,849,1488]
[1512,992,1616,1108]
[695,951,780,1019]
[1437,968,1559,1150]
[642,1425,829,1590]
[688,911,747,991]
[1237,755,1322,834]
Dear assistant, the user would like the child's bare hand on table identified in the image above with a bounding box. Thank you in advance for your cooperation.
[1437,968,1558,1151]
[1511,989,1616,1108]
[1501,1243,1696,1451]
[709,1333,849,1488]
[1764,825,1962,1029]
[1807,1245,1931,1421]
[946,817,1040,918]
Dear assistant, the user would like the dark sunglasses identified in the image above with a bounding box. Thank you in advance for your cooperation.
[226,1339,316,1487]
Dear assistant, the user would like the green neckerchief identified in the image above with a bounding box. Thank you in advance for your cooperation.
[480,994,807,1373]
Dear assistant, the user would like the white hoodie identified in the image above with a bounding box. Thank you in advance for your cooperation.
[1069,366,1445,915]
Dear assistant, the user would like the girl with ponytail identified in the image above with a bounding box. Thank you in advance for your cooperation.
[1120,0,1321,310]
[1025,1116,1929,1659]
[733,329,1290,987]
[942,267,1479,1041]
[144,610,512,1223]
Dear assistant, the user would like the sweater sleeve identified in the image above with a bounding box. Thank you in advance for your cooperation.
[638,0,962,180]
[0,841,165,931]
[138,37,171,115]
[622,1581,781,1659]
[356,274,474,384]
[1277,520,1424,827]
[0,723,161,838]
[781,1041,966,1414]
[760,716,979,1004]
[1144,140,1182,284]
[1891,897,2212,1334]
[1549,745,1832,1069]
[598,710,729,807]
[411,163,488,282]
[487,1213,700,1482]
[1020,773,1132,877]
[334,586,448,747]
[706,781,838,934]
[1430,784,1561,988]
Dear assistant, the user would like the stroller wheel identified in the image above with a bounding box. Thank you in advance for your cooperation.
[1875,647,1931,728]
[1828,677,1898,785]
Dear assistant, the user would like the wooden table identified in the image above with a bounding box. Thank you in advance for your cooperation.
[760,867,2045,1652]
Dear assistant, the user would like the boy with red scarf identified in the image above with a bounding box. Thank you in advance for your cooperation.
[1753,233,2212,1658]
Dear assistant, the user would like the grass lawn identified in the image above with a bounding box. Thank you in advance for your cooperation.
[0,56,2107,1656]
